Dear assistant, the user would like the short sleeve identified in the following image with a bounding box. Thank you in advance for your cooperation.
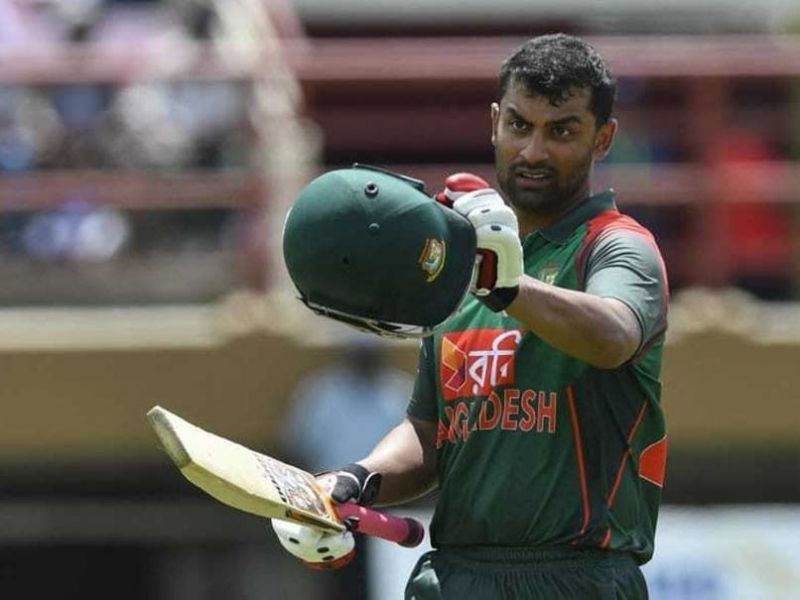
[585,229,668,352]
[406,337,439,422]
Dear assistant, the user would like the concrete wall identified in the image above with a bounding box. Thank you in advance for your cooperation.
[1,294,797,467]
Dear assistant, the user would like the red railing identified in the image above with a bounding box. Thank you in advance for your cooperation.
[0,35,798,293]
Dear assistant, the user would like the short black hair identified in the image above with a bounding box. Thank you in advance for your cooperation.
[498,34,616,125]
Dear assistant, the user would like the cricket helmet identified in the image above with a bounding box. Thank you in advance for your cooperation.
[282,165,477,338]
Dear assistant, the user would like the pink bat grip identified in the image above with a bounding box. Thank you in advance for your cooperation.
[335,503,425,548]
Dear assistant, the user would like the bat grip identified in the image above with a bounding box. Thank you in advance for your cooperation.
[335,503,425,548]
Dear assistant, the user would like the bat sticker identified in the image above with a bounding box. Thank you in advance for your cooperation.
[256,454,328,516]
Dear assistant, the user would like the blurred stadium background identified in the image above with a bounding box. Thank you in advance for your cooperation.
[1,0,799,598]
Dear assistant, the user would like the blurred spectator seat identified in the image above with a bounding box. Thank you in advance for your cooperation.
[0,0,312,305]
[3,27,800,301]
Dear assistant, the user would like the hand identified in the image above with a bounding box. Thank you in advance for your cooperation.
[270,464,381,570]
[452,188,524,312]
[319,463,382,506]
[271,518,355,570]
[434,172,490,207]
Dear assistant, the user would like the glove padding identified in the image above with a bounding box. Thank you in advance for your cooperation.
[437,173,523,312]
[271,518,355,570]
[452,188,523,312]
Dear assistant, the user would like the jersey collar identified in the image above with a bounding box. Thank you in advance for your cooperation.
[533,189,617,245]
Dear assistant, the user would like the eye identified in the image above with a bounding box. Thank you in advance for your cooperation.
[552,125,574,138]
[508,118,529,133]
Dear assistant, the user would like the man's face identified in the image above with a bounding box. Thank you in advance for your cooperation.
[491,80,616,218]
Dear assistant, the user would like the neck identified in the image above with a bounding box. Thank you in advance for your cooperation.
[516,186,592,238]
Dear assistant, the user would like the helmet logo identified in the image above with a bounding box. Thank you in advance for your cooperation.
[418,238,446,282]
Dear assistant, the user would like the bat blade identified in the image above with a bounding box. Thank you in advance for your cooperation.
[147,406,425,547]
[147,405,344,532]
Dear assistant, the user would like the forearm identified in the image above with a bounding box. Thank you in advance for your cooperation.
[358,417,438,506]
[506,275,639,369]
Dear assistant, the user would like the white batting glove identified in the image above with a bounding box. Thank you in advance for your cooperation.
[271,518,356,570]
[452,188,524,312]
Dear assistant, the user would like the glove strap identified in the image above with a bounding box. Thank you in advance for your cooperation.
[477,286,519,312]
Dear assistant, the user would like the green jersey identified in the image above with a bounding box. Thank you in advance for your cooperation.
[408,191,669,564]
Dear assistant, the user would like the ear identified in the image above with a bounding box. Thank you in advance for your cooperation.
[593,118,618,160]
[490,102,500,147]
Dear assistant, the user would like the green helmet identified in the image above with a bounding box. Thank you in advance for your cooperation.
[282,165,477,338]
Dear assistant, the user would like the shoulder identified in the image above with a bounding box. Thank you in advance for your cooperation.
[577,211,664,279]
[584,210,658,248]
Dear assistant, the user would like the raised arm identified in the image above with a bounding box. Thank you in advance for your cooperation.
[441,176,664,370]
[506,278,640,369]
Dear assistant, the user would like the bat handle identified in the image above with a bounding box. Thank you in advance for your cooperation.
[334,503,425,548]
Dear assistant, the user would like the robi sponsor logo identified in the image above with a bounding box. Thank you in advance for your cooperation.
[436,329,559,448]
[441,329,522,400]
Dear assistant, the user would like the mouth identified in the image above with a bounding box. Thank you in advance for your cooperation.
[514,168,554,189]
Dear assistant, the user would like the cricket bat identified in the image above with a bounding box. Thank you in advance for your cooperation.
[147,406,424,548]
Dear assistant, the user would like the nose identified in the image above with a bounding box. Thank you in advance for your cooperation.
[520,131,549,164]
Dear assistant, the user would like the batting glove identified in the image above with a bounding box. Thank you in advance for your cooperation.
[435,172,491,207]
[269,464,379,570]
[440,179,523,312]
[437,174,523,311]
[271,518,356,570]
[319,463,382,506]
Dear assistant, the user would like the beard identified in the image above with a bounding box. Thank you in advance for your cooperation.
[495,149,594,218]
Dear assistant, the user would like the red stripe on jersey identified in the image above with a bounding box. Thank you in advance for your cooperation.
[607,402,649,508]
[576,210,620,286]
[600,527,612,549]
[639,436,668,488]
[566,386,591,535]
[576,210,670,303]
